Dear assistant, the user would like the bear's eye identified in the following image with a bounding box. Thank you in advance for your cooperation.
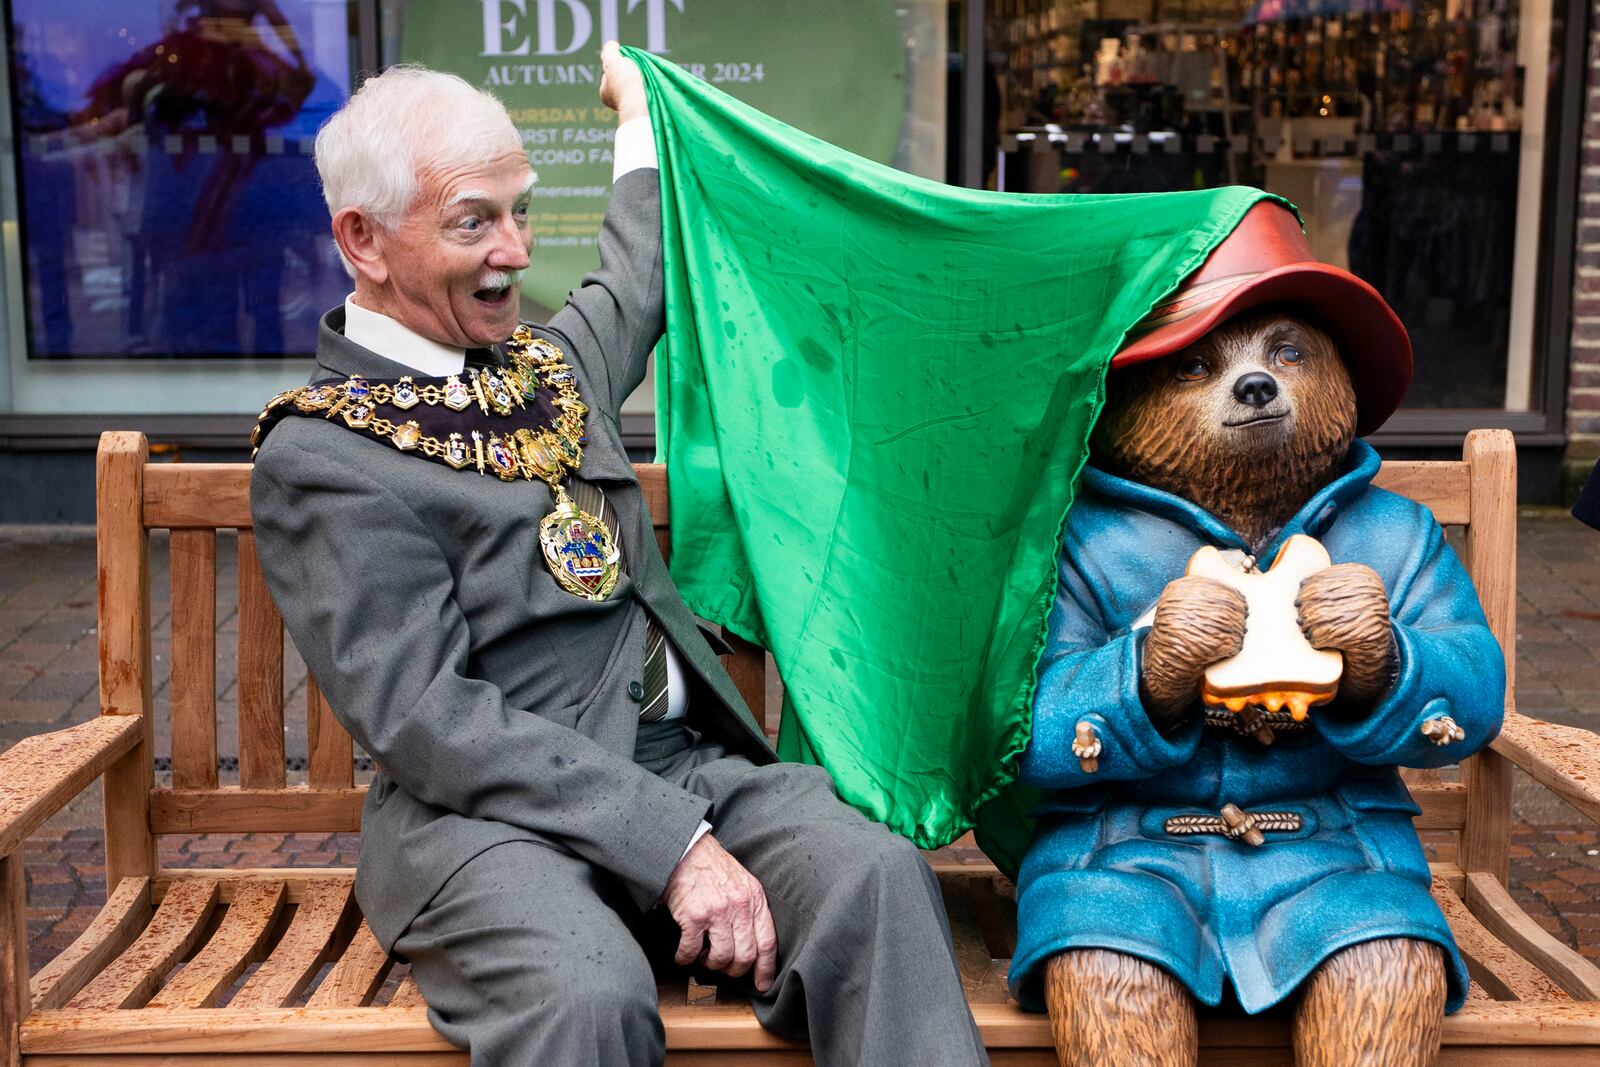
[1275,344,1304,367]
[1176,356,1209,381]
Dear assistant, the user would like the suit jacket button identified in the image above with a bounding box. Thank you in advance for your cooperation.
[628,681,645,701]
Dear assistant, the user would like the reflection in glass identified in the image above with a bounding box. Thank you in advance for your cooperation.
[8,0,354,358]
[989,0,1560,410]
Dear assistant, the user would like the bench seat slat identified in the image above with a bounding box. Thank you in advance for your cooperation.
[387,974,425,1009]
[154,869,355,904]
[19,1002,1600,1056]
[28,878,153,1012]
[148,880,287,1009]
[67,879,221,1010]
[231,878,354,1009]
[305,921,391,1009]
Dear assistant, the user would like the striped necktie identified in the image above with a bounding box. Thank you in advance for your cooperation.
[566,480,670,722]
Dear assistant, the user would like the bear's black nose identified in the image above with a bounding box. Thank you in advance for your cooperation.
[1233,371,1279,408]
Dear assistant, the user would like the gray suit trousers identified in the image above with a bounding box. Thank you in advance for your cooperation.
[394,736,988,1067]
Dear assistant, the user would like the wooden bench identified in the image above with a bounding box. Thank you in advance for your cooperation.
[2,427,1599,1065]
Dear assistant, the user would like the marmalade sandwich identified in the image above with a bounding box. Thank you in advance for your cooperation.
[1187,534,1344,722]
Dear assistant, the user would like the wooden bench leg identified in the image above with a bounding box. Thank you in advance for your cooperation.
[1,851,28,1067]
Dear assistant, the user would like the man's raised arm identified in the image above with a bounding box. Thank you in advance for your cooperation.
[548,43,664,416]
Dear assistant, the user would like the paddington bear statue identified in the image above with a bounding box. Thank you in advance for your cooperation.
[1008,202,1505,1067]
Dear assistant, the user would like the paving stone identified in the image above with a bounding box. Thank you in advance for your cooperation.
[0,698,76,724]
[292,851,341,865]
[0,641,67,672]
[188,852,242,867]
[0,648,40,676]
[19,616,96,645]
[13,671,98,703]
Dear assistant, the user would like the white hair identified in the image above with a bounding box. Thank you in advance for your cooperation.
[315,65,526,271]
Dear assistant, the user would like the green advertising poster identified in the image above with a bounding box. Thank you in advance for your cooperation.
[399,1,944,316]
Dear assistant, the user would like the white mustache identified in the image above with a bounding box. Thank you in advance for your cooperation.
[477,269,524,291]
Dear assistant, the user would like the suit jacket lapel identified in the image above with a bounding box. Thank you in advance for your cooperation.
[314,307,427,382]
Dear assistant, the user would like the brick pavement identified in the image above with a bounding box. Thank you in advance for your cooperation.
[3,510,1599,974]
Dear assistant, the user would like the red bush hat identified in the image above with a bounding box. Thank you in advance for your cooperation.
[1114,200,1413,436]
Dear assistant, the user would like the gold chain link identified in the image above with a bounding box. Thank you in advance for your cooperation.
[253,326,590,483]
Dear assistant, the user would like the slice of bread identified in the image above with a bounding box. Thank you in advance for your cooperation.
[1188,534,1344,721]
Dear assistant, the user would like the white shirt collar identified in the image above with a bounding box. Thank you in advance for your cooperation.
[342,296,467,378]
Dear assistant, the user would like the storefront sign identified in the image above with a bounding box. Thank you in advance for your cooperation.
[401,0,910,313]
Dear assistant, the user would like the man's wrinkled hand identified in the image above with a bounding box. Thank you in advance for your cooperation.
[662,833,778,993]
[599,40,648,124]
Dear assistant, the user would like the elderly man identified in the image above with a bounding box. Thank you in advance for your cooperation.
[249,45,986,1067]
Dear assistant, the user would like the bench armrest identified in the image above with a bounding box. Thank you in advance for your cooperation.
[1491,707,1600,824]
[0,715,143,857]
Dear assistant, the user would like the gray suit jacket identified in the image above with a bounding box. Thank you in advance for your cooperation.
[251,169,775,950]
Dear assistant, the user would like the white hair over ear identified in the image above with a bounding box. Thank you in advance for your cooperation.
[314,65,526,271]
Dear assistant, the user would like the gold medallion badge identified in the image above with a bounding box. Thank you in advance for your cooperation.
[539,486,621,600]
[252,326,621,602]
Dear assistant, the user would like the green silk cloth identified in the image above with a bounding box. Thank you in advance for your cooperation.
[630,47,1282,874]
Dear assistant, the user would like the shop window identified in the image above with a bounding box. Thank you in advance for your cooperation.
[7,0,356,359]
[380,0,950,324]
[988,0,1565,412]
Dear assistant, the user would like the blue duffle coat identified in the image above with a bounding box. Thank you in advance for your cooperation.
[1008,441,1504,1015]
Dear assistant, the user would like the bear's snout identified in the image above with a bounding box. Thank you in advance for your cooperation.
[1232,371,1279,409]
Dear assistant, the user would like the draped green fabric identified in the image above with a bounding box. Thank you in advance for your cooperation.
[631,47,1283,873]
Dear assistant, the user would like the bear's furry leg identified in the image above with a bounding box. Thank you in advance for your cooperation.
[1293,937,1446,1067]
[1044,949,1197,1067]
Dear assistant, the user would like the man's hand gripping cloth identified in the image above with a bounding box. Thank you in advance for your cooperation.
[629,46,1285,872]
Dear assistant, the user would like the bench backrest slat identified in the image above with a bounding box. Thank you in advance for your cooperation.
[142,464,253,529]
[1462,436,1517,684]
[237,531,288,790]
[307,679,354,790]
[1370,460,1471,526]
[102,430,1515,852]
[169,529,219,790]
